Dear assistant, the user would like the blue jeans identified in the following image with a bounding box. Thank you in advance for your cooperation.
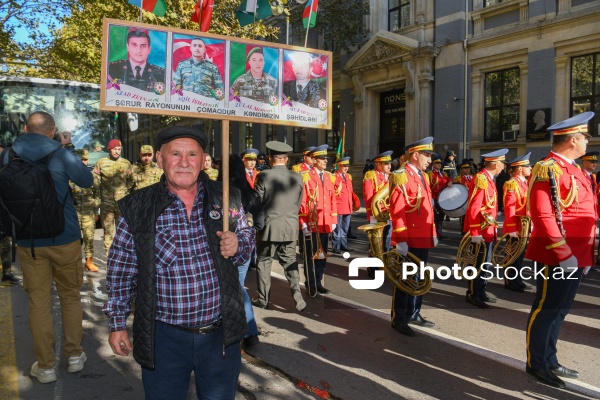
[142,322,241,400]
[332,214,351,250]
[238,260,260,337]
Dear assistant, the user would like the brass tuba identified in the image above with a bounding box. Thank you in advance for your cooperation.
[492,216,531,268]
[455,211,498,277]
[360,184,432,296]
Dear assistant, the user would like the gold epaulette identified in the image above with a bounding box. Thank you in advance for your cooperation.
[389,169,407,186]
[474,174,488,190]
[530,159,563,182]
[326,171,336,184]
[504,178,518,192]
[347,173,353,180]
[291,165,301,173]
[363,170,376,182]
[300,170,310,183]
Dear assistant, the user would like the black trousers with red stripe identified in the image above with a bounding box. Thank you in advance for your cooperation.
[526,265,583,370]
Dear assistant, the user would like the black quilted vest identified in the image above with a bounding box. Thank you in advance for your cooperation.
[118,171,248,369]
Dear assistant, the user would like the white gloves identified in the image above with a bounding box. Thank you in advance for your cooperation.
[433,237,439,247]
[584,266,591,275]
[301,223,311,237]
[369,216,377,224]
[332,224,337,231]
[558,256,578,272]
[396,242,408,256]
[508,232,518,238]
[471,235,484,244]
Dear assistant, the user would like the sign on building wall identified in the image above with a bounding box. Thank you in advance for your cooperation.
[526,108,551,142]
[100,19,332,129]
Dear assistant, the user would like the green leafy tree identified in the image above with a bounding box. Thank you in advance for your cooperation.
[37,0,281,83]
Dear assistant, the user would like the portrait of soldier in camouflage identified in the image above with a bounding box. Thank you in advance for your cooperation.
[230,47,278,104]
[171,37,224,98]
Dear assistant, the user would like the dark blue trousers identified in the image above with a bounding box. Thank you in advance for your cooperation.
[526,266,583,370]
[466,241,493,301]
[142,322,241,400]
[392,247,429,325]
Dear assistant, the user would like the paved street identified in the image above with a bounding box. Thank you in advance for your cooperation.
[1,210,599,399]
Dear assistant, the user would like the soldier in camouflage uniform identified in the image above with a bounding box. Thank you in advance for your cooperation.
[172,38,224,98]
[93,139,132,253]
[131,145,163,191]
[71,149,100,272]
[230,47,278,104]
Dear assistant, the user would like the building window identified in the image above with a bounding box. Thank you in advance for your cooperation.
[484,67,520,142]
[244,123,253,149]
[571,53,600,136]
[266,125,276,142]
[293,127,306,153]
[389,0,410,31]
[484,0,504,7]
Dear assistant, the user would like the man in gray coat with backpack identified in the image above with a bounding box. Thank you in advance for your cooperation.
[0,111,93,383]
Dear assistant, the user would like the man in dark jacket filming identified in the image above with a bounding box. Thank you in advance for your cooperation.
[103,126,254,400]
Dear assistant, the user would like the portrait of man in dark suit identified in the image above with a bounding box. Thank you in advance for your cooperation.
[283,52,324,108]
[107,29,165,93]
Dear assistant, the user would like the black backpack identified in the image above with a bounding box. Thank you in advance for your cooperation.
[0,147,67,258]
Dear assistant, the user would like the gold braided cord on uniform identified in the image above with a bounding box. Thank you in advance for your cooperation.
[300,171,310,184]
[526,159,578,214]
[504,178,527,212]
[363,170,386,192]
[327,171,336,184]
[334,180,343,196]
[465,172,496,215]
[390,169,421,213]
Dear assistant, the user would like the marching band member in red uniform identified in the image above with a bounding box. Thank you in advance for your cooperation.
[299,145,337,296]
[363,151,393,250]
[241,148,259,189]
[389,137,437,337]
[291,146,315,173]
[332,157,354,254]
[525,112,596,389]
[501,153,531,292]
[454,160,474,185]
[454,160,474,233]
[428,154,452,239]
[463,148,508,308]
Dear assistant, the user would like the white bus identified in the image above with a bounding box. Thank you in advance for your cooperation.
[0,76,119,165]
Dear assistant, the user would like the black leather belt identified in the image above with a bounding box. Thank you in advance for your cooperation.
[168,320,223,334]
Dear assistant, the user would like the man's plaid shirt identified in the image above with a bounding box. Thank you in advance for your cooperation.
[103,181,254,332]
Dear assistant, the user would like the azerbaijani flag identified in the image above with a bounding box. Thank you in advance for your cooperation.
[302,0,318,28]
[336,123,346,164]
[128,0,167,17]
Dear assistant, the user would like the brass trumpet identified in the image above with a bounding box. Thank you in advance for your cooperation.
[492,216,531,268]
[455,211,498,278]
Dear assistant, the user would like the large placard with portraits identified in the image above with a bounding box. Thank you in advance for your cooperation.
[100,19,332,129]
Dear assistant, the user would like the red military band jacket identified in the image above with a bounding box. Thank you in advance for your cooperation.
[299,169,338,233]
[245,168,258,189]
[464,169,498,242]
[363,170,388,219]
[502,176,529,235]
[427,169,452,200]
[389,165,436,248]
[525,153,596,267]
[334,171,354,215]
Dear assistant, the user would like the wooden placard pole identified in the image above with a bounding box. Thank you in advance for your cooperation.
[221,120,229,232]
